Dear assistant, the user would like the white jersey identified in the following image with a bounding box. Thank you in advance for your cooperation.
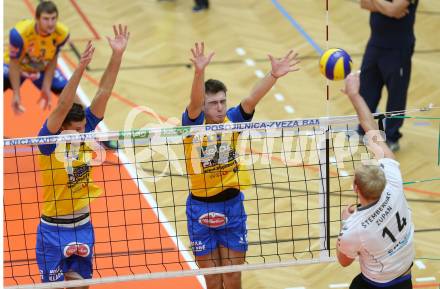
[338,158,415,283]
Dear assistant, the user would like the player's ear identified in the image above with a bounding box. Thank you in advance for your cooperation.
[353,181,359,194]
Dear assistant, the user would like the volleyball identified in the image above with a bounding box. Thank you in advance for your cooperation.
[319,48,352,81]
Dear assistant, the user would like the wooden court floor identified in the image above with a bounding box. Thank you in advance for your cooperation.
[3,0,440,288]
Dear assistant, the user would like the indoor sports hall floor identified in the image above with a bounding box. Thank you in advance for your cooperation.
[3,0,440,288]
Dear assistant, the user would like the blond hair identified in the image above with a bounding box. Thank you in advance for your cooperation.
[354,164,386,200]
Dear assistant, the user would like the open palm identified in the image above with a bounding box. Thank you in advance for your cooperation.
[107,24,130,54]
[79,41,95,69]
[269,50,300,78]
[190,42,214,72]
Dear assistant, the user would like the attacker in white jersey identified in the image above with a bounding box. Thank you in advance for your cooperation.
[337,72,415,289]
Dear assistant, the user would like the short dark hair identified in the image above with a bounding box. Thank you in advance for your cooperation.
[63,103,85,126]
[205,79,227,95]
[36,1,58,19]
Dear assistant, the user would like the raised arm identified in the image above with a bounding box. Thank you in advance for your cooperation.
[342,72,395,160]
[241,50,300,114]
[372,0,409,19]
[187,42,215,119]
[89,24,129,119]
[45,41,94,133]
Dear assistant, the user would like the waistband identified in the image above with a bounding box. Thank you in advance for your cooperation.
[41,213,90,228]
[361,265,412,287]
[191,188,240,203]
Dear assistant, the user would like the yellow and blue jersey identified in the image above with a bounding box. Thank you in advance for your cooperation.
[38,107,102,217]
[5,19,69,73]
[182,105,253,198]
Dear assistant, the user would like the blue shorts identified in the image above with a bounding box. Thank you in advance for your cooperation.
[3,63,68,94]
[186,192,248,256]
[36,221,94,282]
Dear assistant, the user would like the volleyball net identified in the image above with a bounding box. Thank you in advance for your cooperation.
[3,115,373,289]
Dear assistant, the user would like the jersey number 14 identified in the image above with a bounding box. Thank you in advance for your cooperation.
[382,212,407,242]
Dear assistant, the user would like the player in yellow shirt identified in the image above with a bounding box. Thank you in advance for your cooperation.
[36,25,129,285]
[4,1,69,114]
[183,42,300,289]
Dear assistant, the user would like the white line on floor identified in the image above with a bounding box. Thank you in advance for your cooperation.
[416,277,436,283]
[255,69,265,78]
[245,58,256,66]
[415,260,426,270]
[275,93,285,101]
[235,47,246,56]
[284,105,295,114]
[339,170,349,177]
[329,284,349,288]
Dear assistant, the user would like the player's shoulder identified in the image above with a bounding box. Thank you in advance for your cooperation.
[345,211,363,228]
[378,157,400,167]
[54,21,69,43]
[226,105,239,114]
[378,158,401,176]
[339,215,361,243]
[12,19,34,35]
[225,105,241,122]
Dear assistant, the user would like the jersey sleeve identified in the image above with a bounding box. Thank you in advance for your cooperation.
[85,107,103,132]
[378,158,403,189]
[38,120,58,155]
[9,28,24,59]
[337,220,361,259]
[55,22,70,53]
[226,104,254,123]
[182,109,204,126]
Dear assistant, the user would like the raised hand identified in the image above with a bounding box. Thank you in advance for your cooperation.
[107,24,130,55]
[341,71,361,98]
[78,41,95,70]
[190,42,215,72]
[269,50,300,79]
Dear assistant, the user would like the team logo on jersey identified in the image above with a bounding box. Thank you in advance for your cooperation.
[63,242,90,257]
[198,212,228,228]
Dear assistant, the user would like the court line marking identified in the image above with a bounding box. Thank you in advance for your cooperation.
[275,93,285,102]
[271,0,323,55]
[58,58,206,288]
[339,170,349,177]
[245,58,256,67]
[255,69,265,78]
[235,47,246,56]
[415,260,426,270]
[416,277,437,283]
[69,0,101,40]
[328,284,349,288]
[284,105,295,114]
